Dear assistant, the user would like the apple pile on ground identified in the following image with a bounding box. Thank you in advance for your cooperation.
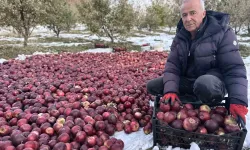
[0,51,167,150]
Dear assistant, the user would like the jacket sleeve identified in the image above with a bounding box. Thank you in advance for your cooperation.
[217,28,248,107]
[163,38,182,94]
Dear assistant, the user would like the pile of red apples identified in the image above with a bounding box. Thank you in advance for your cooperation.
[156,98,241,135]
[0,51,167,150]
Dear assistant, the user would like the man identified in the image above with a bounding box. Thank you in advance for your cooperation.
[147,0,248,122]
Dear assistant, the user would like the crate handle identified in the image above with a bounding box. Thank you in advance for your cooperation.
[237,115,246,130]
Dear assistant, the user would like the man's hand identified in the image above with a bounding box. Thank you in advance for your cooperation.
[163,93,181,105]
[230,104,248,123]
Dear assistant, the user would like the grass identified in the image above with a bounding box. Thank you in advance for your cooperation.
[32,37,89,43]
[0,39,141,59]
[0,45,89,59]
[0,40,23,45]
[134,30,161,36]
[239,39,250,43]
[239,33,250,37]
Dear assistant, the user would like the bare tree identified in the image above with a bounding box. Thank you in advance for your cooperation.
[77,0,135,43]
[243,0,250,35]
[130,1,147,30]
[167,0,182,31]
[144,0,173,31]
[44,0,77,37]
[219,0,248,34]
[0,0,45,46]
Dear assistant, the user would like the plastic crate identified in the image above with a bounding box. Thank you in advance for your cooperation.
[152,95,247,150]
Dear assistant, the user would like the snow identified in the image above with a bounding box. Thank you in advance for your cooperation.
[112,129,154,150]
[237,35,250,41]
[83,48,113,53]
[0,58,6,63]
[0,25,250,150]
[239,42,250,47]
[244,56,250,148]
[127,33,175,51]
[0,36,24,41]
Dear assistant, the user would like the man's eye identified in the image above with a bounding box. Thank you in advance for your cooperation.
[182,14,187,17]
[190,11,196,15]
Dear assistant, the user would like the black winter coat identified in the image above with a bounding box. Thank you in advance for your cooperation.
[163,11,248,106]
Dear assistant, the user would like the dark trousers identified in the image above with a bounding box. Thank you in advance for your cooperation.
[146,75,226,103]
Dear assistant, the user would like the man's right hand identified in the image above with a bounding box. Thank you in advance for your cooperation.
[163,93,181,105]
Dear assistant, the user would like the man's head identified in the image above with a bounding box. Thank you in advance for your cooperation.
[180,0,206,37]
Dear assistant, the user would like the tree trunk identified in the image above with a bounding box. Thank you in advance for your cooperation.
[23,28,29,47]
[247,23,250,35]
[56,30,60,38]
[234,26,240,35]
[23,35,28,47]
[51,25,60,38]
[110,36,114,43]
[102,26,114,43]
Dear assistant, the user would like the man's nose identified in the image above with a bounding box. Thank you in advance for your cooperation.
[186,14,192,21]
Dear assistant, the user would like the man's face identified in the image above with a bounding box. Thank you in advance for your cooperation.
[180,0,206,34]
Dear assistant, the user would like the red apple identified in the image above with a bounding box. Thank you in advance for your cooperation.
[204,119,219,133]
[143,122,152,135]
[95,121,106,131]
[199,104,211,113]
[130,121,139,132]
[83,124,94,136]
[163,111,176,123]
[159,103,170,112]
[196,126,207,134]
[224,115,237,125]
[183,117,199,131]
[45,127,54,136]
[53,142,66,150]
[24,141,39,150]
[177,110,188,120]
[198,111,210,122]
[87,136,96,147]
[214,106,228,116]
[27,131,39,141]
[225,124,240,133]
[71,125,82,136]
[171,101,181,112]
[211,113,224,126]
[20,124,32,132]
[187,109,198,117]
[0,125,11,136]
[156,112,164,120]
[183,103,193,110]
[75,131,87,143]
[108,114,117,125]
[215,127,225,135]
[57,133,70,143]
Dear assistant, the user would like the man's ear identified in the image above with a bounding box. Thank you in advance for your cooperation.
[203,10,206,18]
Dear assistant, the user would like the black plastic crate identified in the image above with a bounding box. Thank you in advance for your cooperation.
[152,95,247,150]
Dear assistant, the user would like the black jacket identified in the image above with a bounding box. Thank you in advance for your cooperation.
[163,10,248,106]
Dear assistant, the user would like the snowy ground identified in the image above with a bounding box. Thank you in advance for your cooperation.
[0,25,250,150]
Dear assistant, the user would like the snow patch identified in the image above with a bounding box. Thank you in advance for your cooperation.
[127,33,174,50]
[0,58,7,63]
[239,42,250,47]
[82,48,113,53]
[112,129,154,150]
